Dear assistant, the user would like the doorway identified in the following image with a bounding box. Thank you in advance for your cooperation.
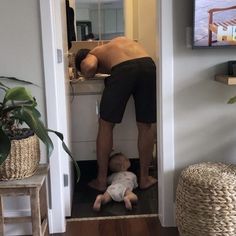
[68,0,159,220]
[41,0,175,233]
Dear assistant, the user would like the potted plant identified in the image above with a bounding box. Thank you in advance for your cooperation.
[0,76,80,181]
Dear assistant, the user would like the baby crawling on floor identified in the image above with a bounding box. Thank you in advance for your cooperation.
[93,152,138,211]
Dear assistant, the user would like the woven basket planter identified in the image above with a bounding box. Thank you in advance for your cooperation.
[176,162,236,236]
[0,134,40,180]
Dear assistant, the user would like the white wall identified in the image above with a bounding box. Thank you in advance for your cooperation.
[137,0,157,62]
[173,0,236,186]
[0,1,45,235]
[0,0,45,119]
[0,0,46,159]
[124,0,157,62]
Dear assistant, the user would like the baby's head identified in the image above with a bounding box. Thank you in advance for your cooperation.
[109,153,131,172]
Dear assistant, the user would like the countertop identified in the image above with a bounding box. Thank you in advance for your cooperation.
[70,74,109,95]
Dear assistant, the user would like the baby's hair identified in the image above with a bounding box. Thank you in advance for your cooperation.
[108,152,131,174]
[109,152,123,161]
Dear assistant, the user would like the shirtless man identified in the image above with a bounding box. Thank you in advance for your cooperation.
[75,37,157,191]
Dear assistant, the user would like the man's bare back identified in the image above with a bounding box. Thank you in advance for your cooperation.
[88,37,149,73]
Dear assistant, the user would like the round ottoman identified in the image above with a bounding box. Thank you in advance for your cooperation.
[176,162,236,236]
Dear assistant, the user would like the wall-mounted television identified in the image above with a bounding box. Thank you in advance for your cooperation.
[193,0,236,48]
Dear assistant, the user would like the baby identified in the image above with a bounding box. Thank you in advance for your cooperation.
[93,153,138,211]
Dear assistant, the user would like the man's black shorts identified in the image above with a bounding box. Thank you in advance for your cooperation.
[100,57,156,124]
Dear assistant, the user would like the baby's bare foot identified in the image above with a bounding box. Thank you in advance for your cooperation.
[93,195,103,211]
[88,179,107,192]
[139,176,157,189]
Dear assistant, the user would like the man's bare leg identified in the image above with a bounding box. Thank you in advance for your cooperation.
[124,190,138,210]
[93,192,112,211]
[137,122,157,189]
[88,118,114,191]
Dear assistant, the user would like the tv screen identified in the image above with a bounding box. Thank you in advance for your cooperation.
[193,0,236,48]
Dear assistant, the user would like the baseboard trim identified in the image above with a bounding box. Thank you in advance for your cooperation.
[67,213,159,222]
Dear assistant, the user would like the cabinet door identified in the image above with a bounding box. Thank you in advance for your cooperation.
[71,94,101,142]
[71,94,101,161]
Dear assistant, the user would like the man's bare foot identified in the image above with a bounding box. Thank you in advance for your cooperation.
[124,196,132,210]
[93,195,103,211]
[139,176,157,189]
[88,179,107,192]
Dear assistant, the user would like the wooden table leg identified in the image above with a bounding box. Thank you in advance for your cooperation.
[30,188,41,236]
[40,181,49,236]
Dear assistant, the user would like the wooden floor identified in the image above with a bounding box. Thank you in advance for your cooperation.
[52,216,179,236]
[52,162,178,235]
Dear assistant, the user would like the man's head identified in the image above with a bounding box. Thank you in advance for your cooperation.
[109,152,131,172]
[75,48,90,72]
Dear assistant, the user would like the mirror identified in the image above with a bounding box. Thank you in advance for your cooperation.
[75,0,124,41]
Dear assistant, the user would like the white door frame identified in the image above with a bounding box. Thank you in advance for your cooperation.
[157,0,175,227]
[39,0,70,233]
[39,0,176,232]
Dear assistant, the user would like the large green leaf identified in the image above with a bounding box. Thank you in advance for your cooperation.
[47,129,80,182]
[0,76,35,85]
[0,82,9,90]
[13,107,54,157]
[0,128,11,165]
[31,107,41,118]
[1,101,38,120]
[228,96,236,104]
[3,87,35,104]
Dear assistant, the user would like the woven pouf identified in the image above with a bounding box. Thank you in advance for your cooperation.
[176,162,236,236]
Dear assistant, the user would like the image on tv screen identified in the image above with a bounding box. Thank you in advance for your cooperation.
[193,0,236,47]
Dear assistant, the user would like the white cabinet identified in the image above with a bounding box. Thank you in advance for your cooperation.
[71,94,100,161]
[71,93,138,161]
